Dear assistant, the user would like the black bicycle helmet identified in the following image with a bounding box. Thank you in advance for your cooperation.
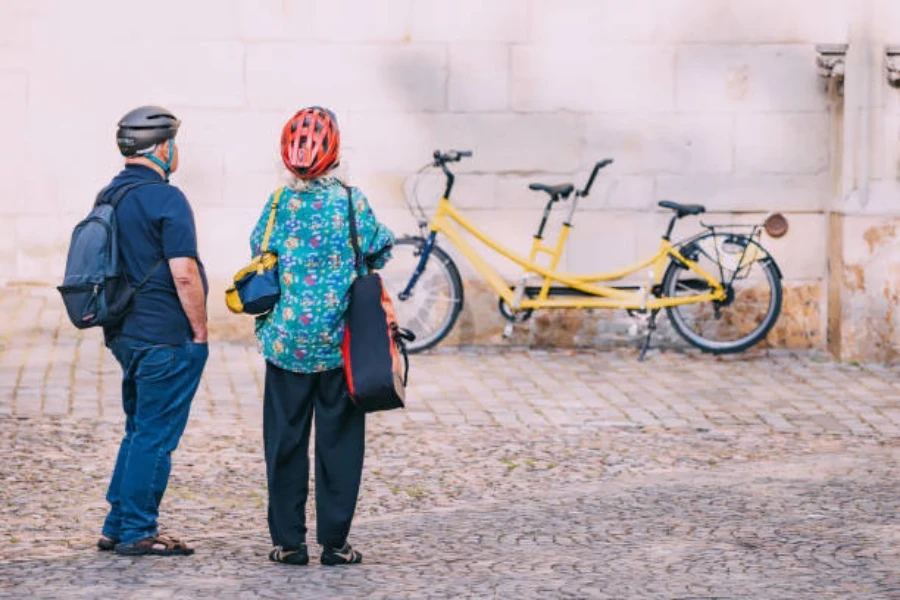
[116,106,180,157]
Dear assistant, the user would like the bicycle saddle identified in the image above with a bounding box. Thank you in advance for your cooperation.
[529,183,575,198]
[658,200,705,217]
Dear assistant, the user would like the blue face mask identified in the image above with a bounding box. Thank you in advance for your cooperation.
[145,140,175,181]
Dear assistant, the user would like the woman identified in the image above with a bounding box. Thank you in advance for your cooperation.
[250,107,394,566]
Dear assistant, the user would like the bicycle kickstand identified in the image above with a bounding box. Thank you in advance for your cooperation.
[637,310,659,362]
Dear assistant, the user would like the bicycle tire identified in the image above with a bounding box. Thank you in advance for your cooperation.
[379,237,464,353]
[661,233,782,354]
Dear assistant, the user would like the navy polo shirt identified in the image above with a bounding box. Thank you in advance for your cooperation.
[103,165,208,344]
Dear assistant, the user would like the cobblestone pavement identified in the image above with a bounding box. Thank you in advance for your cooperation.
[0,290,898,598]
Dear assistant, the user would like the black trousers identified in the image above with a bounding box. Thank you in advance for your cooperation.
[263,362,366,549]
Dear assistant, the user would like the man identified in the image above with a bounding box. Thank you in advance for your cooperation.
[96,106,209,556]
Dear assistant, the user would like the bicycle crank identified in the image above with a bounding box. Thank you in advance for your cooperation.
[498,298,534,323]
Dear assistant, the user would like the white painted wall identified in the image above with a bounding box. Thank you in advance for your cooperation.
[0,0,891,297]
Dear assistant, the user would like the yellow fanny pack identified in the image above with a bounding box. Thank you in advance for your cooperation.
[225,188,285,315]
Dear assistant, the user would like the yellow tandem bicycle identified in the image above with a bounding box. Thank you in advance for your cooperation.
[380,151,785,360]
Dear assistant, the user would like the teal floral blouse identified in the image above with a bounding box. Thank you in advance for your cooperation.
[250,178,394,373]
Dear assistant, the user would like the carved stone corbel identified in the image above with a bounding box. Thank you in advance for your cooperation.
[885,46,900,88]
[816,44,848,95]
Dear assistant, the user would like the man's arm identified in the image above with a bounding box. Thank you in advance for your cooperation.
[169,257,208,343]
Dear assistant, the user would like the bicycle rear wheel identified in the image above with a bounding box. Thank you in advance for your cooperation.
[661,232,782,354]
[379,237,464,353]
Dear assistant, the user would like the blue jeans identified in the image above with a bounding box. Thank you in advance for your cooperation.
[102,336,208,545]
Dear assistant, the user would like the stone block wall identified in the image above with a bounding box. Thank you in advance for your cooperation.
[1,0,898,360]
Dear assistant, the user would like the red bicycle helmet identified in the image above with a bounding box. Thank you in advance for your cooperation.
[280,107,340,179]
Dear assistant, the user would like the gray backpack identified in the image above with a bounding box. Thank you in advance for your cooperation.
[58,181,159,329]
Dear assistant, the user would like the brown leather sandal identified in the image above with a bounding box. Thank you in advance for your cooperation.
[115,534,195,556]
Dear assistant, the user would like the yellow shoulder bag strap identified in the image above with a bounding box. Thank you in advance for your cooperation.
[261,187,286,255]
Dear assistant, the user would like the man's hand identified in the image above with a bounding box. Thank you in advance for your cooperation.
[169,257,208,344]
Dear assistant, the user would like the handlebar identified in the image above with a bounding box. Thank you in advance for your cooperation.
[431,150,472,198]
[425,152,612,202]
[433,149,473,165]
[578,158,614,197]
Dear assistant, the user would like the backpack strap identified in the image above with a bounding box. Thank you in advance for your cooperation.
[344,184,364,277]
[96,180,165,289]
[135,258,163,291]
[95,181,153,208]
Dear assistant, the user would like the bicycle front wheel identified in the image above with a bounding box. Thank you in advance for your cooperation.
[378,237,464,353]
[662,233,782,354]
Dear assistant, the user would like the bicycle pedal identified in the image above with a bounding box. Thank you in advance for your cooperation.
[503,323,515,339]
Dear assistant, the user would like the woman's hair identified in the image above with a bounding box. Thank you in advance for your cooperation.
[282,168,311,192]
[280,160,349,193]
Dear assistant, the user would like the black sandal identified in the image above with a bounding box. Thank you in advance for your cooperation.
[115,534,195,556]
[97,535,119,552]
[269,545,309,565]
[321,542,362,566]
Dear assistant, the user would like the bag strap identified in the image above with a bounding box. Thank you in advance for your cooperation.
[344,184,364,276]
[260,187,285,253]
[344,183,408,386]
[399,337,410,386]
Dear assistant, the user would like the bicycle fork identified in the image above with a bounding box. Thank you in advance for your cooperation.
[399,232,438,301]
